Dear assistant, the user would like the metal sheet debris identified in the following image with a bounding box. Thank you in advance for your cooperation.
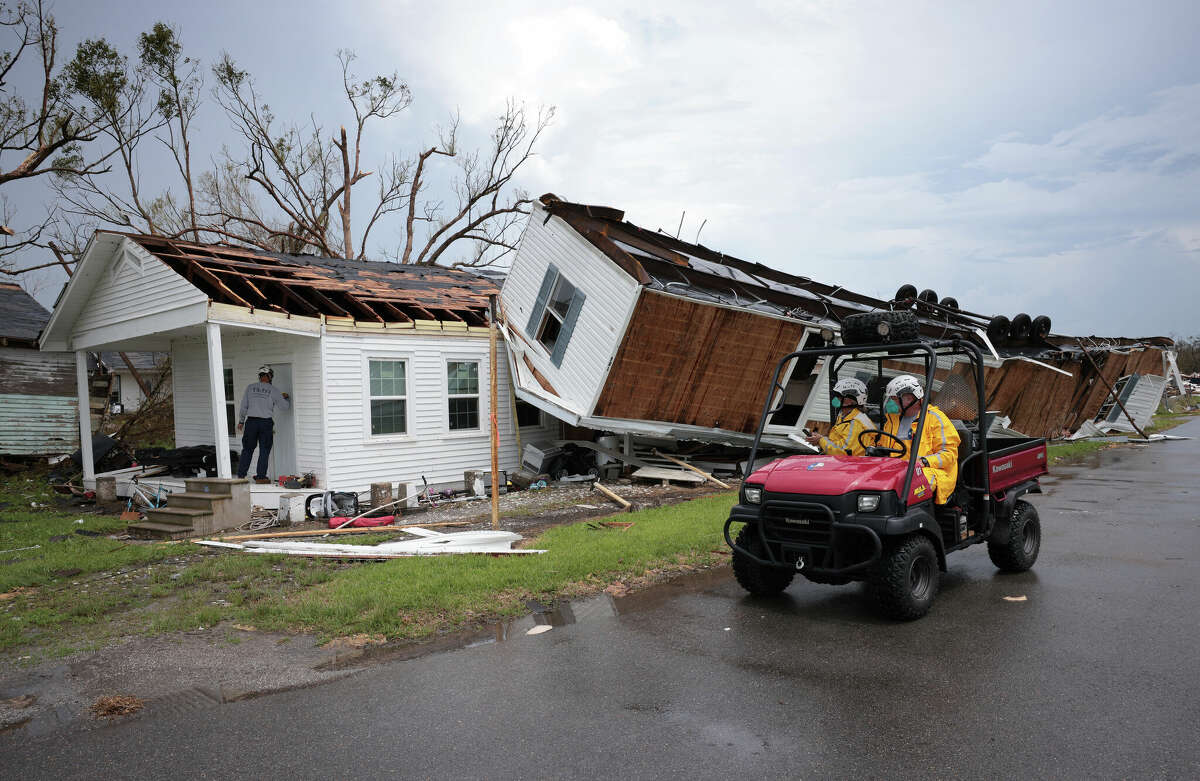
[195,527,544,558]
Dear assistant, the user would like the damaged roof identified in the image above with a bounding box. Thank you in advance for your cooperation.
[0,282,52,345]
[537,195,1173,353]
[124,233,498,326]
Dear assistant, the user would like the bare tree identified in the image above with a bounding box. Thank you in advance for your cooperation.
[0,1,115,266]
[401,99,554,267]
[209,50,553,266]
[138,22,201,240]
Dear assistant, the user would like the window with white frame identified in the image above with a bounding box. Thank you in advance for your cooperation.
[369,359,407,436]
[447,361,480,431]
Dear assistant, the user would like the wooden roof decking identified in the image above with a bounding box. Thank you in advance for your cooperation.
[125,234,497,327]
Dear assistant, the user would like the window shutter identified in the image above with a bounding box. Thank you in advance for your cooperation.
[551,289,586,367]
[526,264,559,336]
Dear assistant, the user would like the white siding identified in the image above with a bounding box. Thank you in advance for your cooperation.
[500,202,641,414]
[73,240,207,341]
[171,329,326,480]
[323,330,557,492]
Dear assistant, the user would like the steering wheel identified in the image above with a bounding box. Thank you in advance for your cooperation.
[858,429,908,458]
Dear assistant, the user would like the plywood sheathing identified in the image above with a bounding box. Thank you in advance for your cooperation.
[593,290,807,433]
[123,233,496,326]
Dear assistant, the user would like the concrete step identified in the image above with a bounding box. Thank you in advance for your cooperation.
[145,506,213,526]
[185,477,249,497]
[168,491,230,510]
[126,521,195,540]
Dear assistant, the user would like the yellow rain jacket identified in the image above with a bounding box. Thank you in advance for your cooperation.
[882,404,961,504]
[815,407,877,457]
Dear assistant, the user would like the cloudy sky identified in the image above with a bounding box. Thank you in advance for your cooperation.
[11,0,1200,336]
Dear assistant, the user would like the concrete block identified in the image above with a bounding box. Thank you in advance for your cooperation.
[278,493,306,525]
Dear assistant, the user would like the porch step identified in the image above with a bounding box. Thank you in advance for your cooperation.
[127,521,195,540]
[185,477,247,496]
[168,491,227,510]
[145,506,214,526]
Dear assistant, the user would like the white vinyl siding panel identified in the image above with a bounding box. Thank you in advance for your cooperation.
[500,201,641,414]
[322,331,556,492]
[171,330,326,480]
[73,242,207,338]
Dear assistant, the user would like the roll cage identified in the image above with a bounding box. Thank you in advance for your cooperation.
[745,338,993,511]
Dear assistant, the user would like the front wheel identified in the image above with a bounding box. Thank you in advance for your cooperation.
[988,500,1041,572]
[732,525,794,596]
[870,535,940,620]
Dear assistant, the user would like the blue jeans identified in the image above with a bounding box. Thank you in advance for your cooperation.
[237,417,274,479]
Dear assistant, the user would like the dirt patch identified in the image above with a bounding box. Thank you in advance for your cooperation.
[90,694,145,719]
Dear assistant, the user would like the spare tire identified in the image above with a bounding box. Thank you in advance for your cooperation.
[986,315,1010,345]
[1031,315,1052,339]
[939,296,959,311]
[917,289,939,305]
[1009,313,1032,340]
[841,310,920,346]
[894,284,918,304]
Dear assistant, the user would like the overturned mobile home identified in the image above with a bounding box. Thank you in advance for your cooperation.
[499,195,1174,444]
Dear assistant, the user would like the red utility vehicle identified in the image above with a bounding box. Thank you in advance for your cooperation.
[725,317,1047,619]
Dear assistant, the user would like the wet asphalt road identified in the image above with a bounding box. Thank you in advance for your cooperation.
[4,419,1200,779]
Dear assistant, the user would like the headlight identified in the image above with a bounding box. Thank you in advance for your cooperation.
[857,494,881,512]
[743,485,763,504]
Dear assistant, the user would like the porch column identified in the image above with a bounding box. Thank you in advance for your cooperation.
[75,350,95,482]
[206,323,232,478]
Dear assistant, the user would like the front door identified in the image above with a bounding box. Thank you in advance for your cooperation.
[268,363,297,478]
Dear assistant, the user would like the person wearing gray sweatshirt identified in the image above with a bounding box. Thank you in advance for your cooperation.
[236,365,291,481]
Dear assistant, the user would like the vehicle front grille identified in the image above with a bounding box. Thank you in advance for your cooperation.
[762,504,835,547]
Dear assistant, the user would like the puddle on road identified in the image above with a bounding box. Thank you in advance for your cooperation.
[315,566,732,671]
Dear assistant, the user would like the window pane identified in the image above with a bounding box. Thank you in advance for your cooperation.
[371,399,406,435]
[447,362,479,396]
[369,360,405,397]
[537,311,562,352]
[223,368,234,398]
[448,397,480,430]
[549,277,576,319]
[515,400,541,428]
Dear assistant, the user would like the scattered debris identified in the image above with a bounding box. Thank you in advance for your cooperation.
[593,482,632,512]
[586,521,634,532]
[0,544,39,555]
[90,695,145,719]
[631,466,705,485]
[653,449,732,489]
[1002,595,1028,602]
[196,527,545,558]
[526,625,553,635]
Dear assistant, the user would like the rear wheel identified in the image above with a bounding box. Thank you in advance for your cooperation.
[732,525,794,595]
[870,535,940,620]
[988,500,1041,572]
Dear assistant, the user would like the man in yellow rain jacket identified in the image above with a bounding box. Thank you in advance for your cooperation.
[805,377,877,456]
[879,374,960,505]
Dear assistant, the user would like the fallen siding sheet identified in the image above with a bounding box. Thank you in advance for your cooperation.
[195,528,545,558]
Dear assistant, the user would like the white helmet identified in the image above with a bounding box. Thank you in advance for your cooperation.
[832,377,868,403]
[257,365,274,378]
[885,374,924,401]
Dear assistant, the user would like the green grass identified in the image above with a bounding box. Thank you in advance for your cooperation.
[1046,440,1116,464]
[0,489,738,657]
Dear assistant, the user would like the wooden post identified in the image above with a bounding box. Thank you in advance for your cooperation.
[489,295,500,530]
[1080,347,1149,439]
[75,350,95,482]
[205,323,232,478]
[370,482,393,509]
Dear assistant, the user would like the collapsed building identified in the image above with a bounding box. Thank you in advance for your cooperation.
[499,195,1178,448]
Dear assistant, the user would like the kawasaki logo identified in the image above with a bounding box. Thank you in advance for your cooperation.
[992,461,1014,474]
[785,517,812,525]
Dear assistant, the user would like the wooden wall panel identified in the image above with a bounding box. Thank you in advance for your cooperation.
[593,292,808,433]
